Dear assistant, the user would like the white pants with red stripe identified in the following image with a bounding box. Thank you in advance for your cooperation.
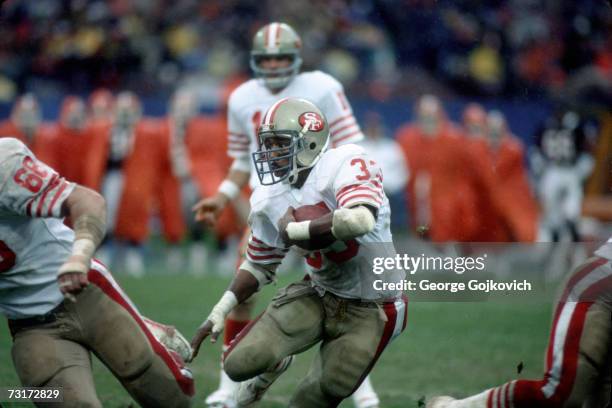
[485,257,612,408]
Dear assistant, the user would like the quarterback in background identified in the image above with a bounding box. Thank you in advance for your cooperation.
[193,22,380,408]
[191,98,406,407]
[0,138,194,407]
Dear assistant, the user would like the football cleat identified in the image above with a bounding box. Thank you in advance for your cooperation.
[143,317,193,362]
[426,396,458,408]
[205,368,239,408]
[205,388,237,408]
[352,376,380,408]
[236,355,294,407]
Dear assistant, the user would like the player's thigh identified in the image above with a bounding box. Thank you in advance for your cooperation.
[76,283,154,379]
[224,282,324,380]
[12,331,100,407]
[83,265,194,403]
[319,299,406,399]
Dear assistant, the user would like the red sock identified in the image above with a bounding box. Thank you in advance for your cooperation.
[224,318,250,347]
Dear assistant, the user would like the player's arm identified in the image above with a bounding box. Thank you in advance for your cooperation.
[57,185,107,301]
[193,103,252,225]
[192,161,250,224]
[281,154,383,246]
[279,204,377,247]
[0,138,107,301]
[320,77,364,147]
[190,230,285,359]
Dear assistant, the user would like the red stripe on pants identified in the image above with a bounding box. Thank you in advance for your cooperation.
[87,266,194,396]
[349,298,406,395]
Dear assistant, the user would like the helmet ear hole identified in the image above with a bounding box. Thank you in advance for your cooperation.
[309,142,316,150]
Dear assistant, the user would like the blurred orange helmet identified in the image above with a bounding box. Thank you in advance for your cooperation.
[114,91,142,127]
[88,88,114,121]
[11,93,41,132]
[60,96,87,130]
[462,103,487,137]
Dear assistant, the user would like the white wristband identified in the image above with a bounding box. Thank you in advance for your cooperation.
[218,180,240,201]
[286,221,311,240]
[58,238,95,276]
[206,291,239,333]
[73,238,96,259]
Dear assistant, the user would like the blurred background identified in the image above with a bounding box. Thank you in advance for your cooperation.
[0,0,610,276]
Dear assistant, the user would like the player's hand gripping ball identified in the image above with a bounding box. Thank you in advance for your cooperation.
[291,204,336,250]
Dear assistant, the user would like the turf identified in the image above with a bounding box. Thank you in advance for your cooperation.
[0,273,552,407]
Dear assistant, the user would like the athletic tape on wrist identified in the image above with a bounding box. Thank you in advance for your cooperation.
[286,221,311,240]
[218,180,240,201]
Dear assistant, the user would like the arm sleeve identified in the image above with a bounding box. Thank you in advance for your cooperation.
[0,139,75,218]
[332,153,385,210]
[227,102,251,159]
[319,80,364,147]
[246,211,289,266]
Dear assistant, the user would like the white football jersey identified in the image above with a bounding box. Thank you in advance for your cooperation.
[227,70,364,188]
[0,138,75,319]
[246,144,404,300]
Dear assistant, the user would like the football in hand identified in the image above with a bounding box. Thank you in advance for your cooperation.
[292,203,337,250]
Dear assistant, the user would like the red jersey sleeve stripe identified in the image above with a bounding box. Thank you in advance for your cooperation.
[336,185,382,203]
[247,252,285,261]
[339,193,382,208]
[36,174,60,217]
[251,236,267,245]
[330,122,358,137]
[247,243,279,253]
[332,130,363,146]
[47,180,69,217]
[329,114,355,129]
[25,196,35,216]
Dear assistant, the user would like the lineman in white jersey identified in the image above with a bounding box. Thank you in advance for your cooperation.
[193,22,380,408]
[191,98,406,407]
[0,138,194,407]
[429,237,612,408]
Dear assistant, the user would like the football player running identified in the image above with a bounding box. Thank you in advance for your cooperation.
[428,237,612,408]
[0,137,194,407]
[192,22,381,408]
[191,98,406,407]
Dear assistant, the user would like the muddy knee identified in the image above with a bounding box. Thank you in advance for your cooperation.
[224,346,278,382]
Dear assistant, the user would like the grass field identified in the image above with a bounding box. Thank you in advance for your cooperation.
[0,272,553,407]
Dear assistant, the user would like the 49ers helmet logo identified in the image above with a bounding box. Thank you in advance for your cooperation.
[298,112,324,132]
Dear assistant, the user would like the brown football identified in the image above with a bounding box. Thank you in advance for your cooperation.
[292,203,337,250]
